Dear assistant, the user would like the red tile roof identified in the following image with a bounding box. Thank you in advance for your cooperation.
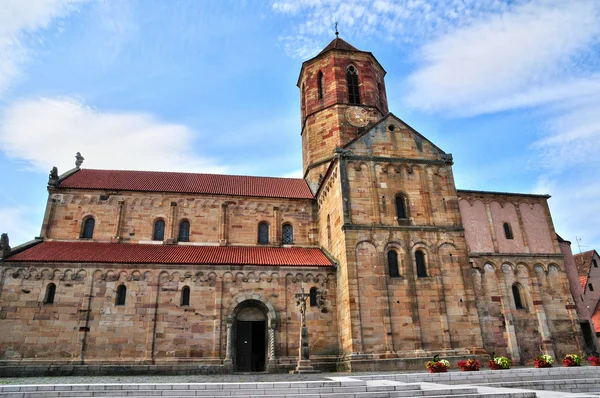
[319,37,359,54]
[5,241,332,267]
[575,250,595,278]
[58,169,314,199]
[580,276,588,290]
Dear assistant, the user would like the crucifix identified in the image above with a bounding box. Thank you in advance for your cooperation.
[292,287,319,373]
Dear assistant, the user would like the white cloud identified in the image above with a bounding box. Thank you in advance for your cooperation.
[0,206,40,249]
[0,0,85,98]
[405,0,600,115]
[271,0,525,58]
[0,97,226,174]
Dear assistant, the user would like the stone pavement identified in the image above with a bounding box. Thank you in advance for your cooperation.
[0,366,599,397]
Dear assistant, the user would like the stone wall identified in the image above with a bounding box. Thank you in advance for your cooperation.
[43,190,317,247]
[0,263,337,371]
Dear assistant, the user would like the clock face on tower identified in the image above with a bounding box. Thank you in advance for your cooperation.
[345,106,370,127]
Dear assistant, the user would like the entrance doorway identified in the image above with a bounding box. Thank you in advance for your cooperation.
[235,306,266,372]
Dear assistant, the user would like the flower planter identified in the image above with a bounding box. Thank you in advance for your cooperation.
[562,362,580,367]
[534,363,552,368]
[428,367,448,373]
[488,361,509,370]
[460,366,479,372]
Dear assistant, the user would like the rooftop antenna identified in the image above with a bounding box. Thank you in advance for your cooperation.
[576,236,588,255]
[335,21,339,38]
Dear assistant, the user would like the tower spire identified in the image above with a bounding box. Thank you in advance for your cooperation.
[335,21,339,38]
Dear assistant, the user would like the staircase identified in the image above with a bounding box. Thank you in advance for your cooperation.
[0,378,536,398]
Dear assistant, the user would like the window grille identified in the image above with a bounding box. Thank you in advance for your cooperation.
[44,283,56,304]
[181,286,190,306]
[512,284,524,309]
[388,250,400,277]
[282,224,293,244]
[81,218,95,239]
[178,220,190,242]
[346,65,360,105]
[396,195,407,219]
[115,285,126,306]
[310,287,318,307]
[317,71,324,99]
[258,222,269,244]
[503,223,514,240]
[415,250,427,277]
[153,220,165,241]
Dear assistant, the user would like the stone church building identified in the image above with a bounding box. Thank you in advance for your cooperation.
[0,37,585,374]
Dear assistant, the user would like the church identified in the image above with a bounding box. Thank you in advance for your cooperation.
[0,37,585,375]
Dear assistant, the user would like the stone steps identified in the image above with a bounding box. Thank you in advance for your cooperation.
[0,380,532,398]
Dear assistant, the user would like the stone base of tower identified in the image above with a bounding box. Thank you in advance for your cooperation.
[335,348,489,373]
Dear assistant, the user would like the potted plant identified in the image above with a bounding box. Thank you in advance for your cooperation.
[562,354,581,367]
[588,355,600,366]
[488,353,511,370]
[425,355,450,373]
[458,358,480,371]
[533,354,554,368]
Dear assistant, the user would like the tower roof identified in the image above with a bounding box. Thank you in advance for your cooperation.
[318,37,359,54]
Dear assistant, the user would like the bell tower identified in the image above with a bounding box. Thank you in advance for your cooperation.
[298,37,388,190]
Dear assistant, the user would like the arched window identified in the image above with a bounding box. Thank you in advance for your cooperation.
[115,285,126,306]
[395,194,407,220]
[415,250,427,277]
[327,215,332,248]
[44,283,56,304]
[388,250,400,277]
[258,222,269,244]
[503,223,514,240]
[282,223,293,244]
[346,65,360,105]
[178,220,190,242]
[153,219,165,241]
[309,287,318,307]
[512,283,524,309]
[181,286,190,306]
[81,217,95,239]
[317,71,324,99]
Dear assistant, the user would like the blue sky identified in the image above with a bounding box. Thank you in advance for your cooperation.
[1,0,599,253]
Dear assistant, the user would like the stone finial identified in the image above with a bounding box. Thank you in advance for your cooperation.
[48,166,59,187]
[0,233,10,258]
[75,152,84,168]
[441,153,453,165]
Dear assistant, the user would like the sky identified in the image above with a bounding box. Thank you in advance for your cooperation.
[0,0,599,253]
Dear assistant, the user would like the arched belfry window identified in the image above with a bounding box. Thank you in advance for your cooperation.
[317,71,324,99]
[310,287,318,307]
[395,194,408,220]
[178,220,190,242]
[44,283,56,304]
[258,222,269,244]
[415,250,427,277]
[115,285,126,306]
[346,65,361,105]
[282,223,293,244]
[378,82,386,109]
[512,283,524,309]
[388,250,400,277]
[181,286,190,306]
[503,223,514,240]
[153,219,165,241]
[81,217,95,239]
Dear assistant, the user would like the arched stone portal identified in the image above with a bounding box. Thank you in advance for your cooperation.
[225,297,277,372]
